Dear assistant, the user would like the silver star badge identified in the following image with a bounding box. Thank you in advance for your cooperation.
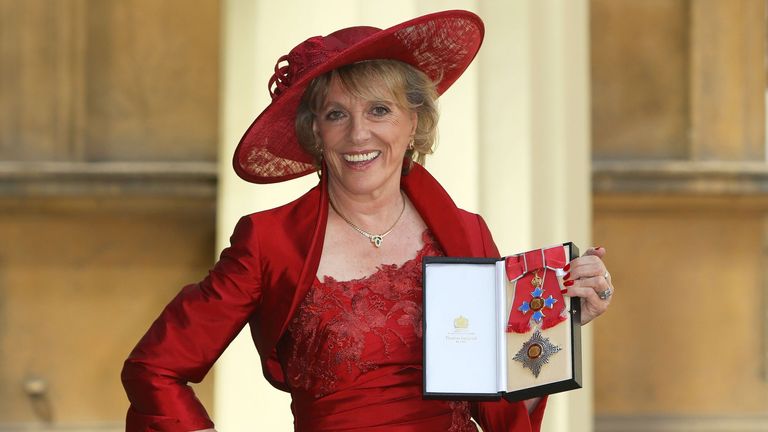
[512,329,562,378]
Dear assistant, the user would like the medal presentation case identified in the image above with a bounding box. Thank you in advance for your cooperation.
[423,243,581,402]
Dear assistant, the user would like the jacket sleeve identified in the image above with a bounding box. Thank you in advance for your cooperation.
[471,214,549,431]
[121,216,263,431]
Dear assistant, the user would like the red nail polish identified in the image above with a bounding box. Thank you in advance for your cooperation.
[564,280,574,286]
[563,272,571,280]
[563,264,571,271]
[595,246,602,250]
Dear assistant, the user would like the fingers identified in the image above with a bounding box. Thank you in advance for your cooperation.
[564,261,613,305]
[566,284,603,305]
[582,246,605,259]
[566,275,611,297]
[564,256,608,284]
[564,246,613,325]
[566,284,610,323]
[566,275,612,309]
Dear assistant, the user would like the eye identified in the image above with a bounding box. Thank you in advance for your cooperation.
[370,105,391,117]
[324,110,346,121]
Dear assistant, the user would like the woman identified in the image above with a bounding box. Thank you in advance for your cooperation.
[122,10,613,432]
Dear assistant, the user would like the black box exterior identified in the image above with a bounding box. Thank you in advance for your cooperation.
[422,242,581,402]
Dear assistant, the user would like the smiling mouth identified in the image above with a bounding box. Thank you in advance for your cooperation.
[343,151,380,163]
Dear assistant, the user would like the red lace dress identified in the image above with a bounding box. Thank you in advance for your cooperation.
[277,231,476,432]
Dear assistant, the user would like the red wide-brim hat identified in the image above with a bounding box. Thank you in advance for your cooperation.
[233,10,485,184]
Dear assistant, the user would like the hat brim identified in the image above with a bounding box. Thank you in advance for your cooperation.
[233,10,485,184]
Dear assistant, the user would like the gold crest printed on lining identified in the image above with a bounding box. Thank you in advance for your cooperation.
[453,315,469,330]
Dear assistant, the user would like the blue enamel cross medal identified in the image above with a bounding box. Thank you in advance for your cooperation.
[517,272,557,324]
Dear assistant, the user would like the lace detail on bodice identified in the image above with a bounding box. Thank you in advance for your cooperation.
[278,230,474,431]
[282,230,441,396]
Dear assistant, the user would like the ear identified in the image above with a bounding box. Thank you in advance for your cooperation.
[312,118,322,142]
[410,110,418,135]
[310,118,324,155]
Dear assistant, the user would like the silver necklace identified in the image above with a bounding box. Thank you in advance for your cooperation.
[329,193,406,248]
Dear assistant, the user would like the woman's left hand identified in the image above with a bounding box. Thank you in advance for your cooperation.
[562,247,613,325]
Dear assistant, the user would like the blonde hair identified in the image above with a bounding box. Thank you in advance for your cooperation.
[295,60,439,171]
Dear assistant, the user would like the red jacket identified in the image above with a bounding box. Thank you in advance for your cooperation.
[121,164,546,431]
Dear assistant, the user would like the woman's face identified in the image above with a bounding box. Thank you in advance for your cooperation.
[313,77,417,198]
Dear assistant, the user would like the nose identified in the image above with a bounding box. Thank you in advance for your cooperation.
[349,112,371,144]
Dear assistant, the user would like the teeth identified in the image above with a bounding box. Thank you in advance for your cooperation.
[343,151,380,162]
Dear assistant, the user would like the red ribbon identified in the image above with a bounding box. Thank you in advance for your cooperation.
[505,246,567,333]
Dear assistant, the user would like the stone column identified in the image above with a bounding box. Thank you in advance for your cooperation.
[477,1,593,432]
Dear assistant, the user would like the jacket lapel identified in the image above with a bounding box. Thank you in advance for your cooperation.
[403,164,475,257]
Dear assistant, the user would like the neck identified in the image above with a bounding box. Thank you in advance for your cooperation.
[327,179,405,234]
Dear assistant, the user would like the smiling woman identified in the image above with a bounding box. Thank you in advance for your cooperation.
[121,10,612,432]
[313,75,416,200]
[295,60,439,169]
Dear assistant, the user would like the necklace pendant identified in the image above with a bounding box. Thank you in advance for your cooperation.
[371,235,383,248]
